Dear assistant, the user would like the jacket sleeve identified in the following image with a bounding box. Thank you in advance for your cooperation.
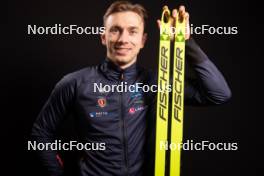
[31,75,76,176]
[184,38,232,105]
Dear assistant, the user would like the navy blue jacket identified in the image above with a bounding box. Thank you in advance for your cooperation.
[31,38,231,176]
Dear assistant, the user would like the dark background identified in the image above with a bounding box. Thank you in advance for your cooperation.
[5,0,255,175]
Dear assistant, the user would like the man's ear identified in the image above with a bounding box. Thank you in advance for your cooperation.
[101,33,106,46]
[141,33,147,48]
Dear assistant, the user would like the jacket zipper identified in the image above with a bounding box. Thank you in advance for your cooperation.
[119,73,129,176]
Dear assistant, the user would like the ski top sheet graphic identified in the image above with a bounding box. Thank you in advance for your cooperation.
[155,5,185,176]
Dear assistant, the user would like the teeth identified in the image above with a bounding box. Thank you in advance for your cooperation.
[115,47,130,50]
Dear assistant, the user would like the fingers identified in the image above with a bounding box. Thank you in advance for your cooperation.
[185,12,189,22]
[171,9,178,26]
[157,5,190,30]
[172,5,191,40]
[171,5,187,22]
[172,9,178,19]
[157,5,190,40]
[157,19,161,29]
[158,5,187,23]
[185,12,190,39]
[179,5,185,22]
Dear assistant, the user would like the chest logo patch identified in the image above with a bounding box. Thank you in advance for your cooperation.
[97,97,107,108]
[128,106,145,114]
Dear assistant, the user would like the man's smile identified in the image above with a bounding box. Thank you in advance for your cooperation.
[114,46,132,55]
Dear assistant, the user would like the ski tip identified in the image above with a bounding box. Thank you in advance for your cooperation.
[162,6,170,23]
[163,5,169,10]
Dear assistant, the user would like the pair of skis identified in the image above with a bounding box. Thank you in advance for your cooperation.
[155,6,185,176]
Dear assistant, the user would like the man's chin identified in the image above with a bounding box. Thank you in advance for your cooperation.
[112,56,136,68]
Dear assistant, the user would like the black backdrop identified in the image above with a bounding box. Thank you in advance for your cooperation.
[5,0,255,176]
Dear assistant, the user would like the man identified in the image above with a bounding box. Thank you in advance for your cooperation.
[31,1,231,176]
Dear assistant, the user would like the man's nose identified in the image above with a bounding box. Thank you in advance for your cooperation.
[117,30,129,43]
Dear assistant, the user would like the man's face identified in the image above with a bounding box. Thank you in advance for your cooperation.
[101,11,147,69]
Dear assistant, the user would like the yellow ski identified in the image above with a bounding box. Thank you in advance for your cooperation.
[170,10,186,176]
[155,5,186,176]
[155,5,171,176]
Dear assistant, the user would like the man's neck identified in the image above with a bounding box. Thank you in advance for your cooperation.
[107,57,137,70]
[119,59,137,69]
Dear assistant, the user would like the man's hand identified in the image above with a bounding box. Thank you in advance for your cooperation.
[157,5,190,40]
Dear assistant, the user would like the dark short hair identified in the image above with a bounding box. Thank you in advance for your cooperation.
[103,1,148,30]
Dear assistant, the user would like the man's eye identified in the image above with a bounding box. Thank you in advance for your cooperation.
[130,30,138,35]
[110,28,119,33]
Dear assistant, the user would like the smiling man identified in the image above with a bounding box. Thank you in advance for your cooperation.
[31,1,231,176]
[101,9,147,69]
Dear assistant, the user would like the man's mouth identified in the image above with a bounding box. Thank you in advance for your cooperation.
[114,47,131,55]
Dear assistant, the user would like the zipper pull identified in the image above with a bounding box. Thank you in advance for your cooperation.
[120,73,124,80]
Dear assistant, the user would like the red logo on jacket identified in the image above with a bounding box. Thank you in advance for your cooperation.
[98,98,106,108]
